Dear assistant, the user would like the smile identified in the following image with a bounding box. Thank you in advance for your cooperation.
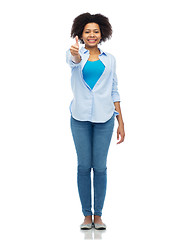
[87,39,97,43]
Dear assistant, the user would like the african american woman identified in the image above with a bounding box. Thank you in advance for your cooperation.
[66,12,125,230]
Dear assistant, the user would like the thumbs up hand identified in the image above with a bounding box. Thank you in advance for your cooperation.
[70,36,81,63]
[70,36,80,57]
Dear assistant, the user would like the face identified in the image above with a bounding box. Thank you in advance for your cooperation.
[82,22,102,48]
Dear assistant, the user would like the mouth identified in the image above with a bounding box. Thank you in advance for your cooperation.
[87,39,97,43]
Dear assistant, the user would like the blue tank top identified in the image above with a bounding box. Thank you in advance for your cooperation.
[82,59,105,90]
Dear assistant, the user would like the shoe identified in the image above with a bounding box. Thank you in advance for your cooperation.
[80,223,92,230]
[94,223,106,230]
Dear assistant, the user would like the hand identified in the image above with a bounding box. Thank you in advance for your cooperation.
[117,124,125,144]
[70,36,80,56]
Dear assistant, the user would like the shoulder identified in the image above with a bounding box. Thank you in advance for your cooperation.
[103,52,116,67]
[104,51,116,61]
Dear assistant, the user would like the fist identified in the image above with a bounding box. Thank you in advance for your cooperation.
[70,36,79,56]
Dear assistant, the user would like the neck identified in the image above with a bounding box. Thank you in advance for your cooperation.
[85,45,100,55]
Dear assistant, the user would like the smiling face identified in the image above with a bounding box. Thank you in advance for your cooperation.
[82,22,102,48]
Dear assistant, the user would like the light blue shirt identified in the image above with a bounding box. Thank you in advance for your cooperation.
[66,46,121,123]
[82,59,105,90]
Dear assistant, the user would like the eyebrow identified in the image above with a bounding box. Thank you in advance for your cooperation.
[85,29,99,31]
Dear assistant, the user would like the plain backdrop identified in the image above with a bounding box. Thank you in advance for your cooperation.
[0,0,188,239]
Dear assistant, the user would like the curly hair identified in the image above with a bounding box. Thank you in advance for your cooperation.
[71,12,112,44]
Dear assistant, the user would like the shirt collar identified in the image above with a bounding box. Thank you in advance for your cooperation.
[80,46,107,56]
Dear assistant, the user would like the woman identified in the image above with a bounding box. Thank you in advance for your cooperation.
[66,13,125,230]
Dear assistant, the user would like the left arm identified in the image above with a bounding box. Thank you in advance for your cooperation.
[114,101,125,144]
[112,56,125,144]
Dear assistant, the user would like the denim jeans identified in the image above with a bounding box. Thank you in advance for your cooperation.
[70,115,115,216]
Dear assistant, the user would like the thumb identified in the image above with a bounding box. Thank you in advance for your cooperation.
[75,36,79,46]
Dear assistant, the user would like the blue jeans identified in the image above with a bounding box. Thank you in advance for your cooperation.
[70,115,115,216]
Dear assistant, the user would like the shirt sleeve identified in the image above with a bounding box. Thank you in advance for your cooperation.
[66,49,82,68]
[111,56,121,102]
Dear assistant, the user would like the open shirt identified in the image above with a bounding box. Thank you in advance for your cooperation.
[66,46,121,123]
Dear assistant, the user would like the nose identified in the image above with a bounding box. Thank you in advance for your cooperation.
[89,32,95,37]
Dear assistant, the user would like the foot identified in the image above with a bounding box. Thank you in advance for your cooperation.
[82,215,92,225]
[94,215,106,230]
[80,215,93,230]
[94,215,104,225]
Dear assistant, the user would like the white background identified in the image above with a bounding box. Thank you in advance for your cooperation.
[0,0,188,239]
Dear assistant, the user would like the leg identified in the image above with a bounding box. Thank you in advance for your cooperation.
[92,115,115,217]
[70,116,93,216]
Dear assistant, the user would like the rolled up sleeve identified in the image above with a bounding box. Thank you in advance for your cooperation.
[66,49,82,68]
[111,56,121,102]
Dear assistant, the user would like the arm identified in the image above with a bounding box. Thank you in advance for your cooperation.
[114,101,125,144]
[70,36,81,63]
[66,36,82,68]
[111,56,125,144]
[114,101,124,126]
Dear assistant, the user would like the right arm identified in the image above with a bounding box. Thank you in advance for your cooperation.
[70,36,81,64]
